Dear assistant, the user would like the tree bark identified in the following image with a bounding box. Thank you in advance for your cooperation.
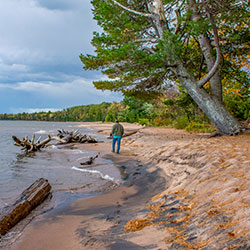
[0,178,51,235]
[176,63,241,135]
[189,0,222,103]
[197,34,222,102]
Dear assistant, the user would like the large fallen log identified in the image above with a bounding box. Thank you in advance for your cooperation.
[0,178,51,235]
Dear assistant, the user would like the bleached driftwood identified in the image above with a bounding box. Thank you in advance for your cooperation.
[0,178,51,235]
[13,129,97,152]
[12,135,55,152]
[56,129,97,144]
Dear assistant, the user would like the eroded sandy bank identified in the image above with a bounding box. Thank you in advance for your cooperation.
[121,127,250,249]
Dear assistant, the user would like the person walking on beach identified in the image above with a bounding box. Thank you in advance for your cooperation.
[111,120,124,154]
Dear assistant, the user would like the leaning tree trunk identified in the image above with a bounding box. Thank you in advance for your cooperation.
[176,63,241,135]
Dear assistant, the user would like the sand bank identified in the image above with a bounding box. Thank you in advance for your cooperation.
[2,123,250,249]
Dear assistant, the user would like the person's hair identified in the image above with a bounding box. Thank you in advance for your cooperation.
[115,120,119,123]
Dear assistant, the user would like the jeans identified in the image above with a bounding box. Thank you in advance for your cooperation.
[112,136,122,153]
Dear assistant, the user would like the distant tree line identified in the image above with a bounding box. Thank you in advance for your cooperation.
[1,89,249,133]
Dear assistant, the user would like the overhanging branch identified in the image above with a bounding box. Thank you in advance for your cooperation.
[110,0,152,18]
[135,38,158,43]
[142,47,156,54]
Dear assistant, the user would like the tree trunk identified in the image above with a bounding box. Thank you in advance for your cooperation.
[189,0,222,103]
[0,178,51,235]
[198,34,222,103]
[176,63,240,135]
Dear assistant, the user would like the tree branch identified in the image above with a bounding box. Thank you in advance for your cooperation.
[174,9,181,34]
[197,14,221,88]
[143,47,156,54]
[198,55,205,80]
[135,38,158,43]
[110,0,152,18]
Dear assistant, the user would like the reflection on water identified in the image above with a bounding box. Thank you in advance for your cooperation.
[15,151,36,162]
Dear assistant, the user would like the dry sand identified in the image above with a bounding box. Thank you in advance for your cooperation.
[2,122,250,249]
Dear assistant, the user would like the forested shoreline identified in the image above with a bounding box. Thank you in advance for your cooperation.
[1,88,249,133]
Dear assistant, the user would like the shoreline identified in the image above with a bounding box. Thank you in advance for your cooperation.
[1,122,148,250]
[2,122,250,249]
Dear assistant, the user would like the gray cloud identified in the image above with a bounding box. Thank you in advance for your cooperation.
[0,0,120,113]
[35,0,85,10]
[0,76,122,113]
[0,0,96,64]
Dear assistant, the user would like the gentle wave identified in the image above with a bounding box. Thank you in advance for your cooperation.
[72,166,120,184]
[35,130,47,134]
[47,146,87,155]
[71,150,86,154]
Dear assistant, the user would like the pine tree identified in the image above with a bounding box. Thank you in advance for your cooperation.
[80,0,250,135]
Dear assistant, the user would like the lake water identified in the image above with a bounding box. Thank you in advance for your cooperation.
[0,120,122,209]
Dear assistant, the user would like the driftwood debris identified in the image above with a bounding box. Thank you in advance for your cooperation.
[13,129,97,152]
[13,135,54,152]
[56,129,97,144]
[123,130,139,138]
[80,153,100,166]
[0,178,51,236]
[107,130,139,139]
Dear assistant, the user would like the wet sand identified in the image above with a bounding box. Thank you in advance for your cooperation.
[2,123,250,249]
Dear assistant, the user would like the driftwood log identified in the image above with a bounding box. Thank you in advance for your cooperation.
[0,178,51,235]
[123,130,139,138]
[107,130,139,139]
[80,153,100,166]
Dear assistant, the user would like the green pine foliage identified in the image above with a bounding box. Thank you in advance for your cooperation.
[80,0,167,96]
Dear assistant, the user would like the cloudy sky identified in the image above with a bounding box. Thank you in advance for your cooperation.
[0,0,122,114]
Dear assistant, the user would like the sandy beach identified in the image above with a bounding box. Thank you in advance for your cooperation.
[2,122,250,249]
